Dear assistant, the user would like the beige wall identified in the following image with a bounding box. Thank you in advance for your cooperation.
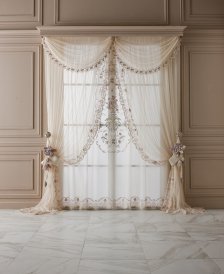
[0,0,223,208]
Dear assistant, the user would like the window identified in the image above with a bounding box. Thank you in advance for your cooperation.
[63,63,168,210]
[28,32,186,215]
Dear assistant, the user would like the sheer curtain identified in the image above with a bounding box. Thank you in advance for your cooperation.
[21,35,202,214]
[21,37,111,214]
[63,62,168,209]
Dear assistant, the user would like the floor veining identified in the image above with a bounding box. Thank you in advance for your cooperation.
[0,209,224,274]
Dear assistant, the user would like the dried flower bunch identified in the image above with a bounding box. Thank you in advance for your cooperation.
[41,132,59,170]
[44,146,56,157]
[169,133,186,166]
[171,143,185,155]
[41,146,59,170]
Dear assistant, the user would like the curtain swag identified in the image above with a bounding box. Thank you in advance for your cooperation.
[43,36,180,73]
[21,35,204,215]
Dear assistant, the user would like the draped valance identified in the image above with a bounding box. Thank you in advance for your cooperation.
[43,36,112,70]
[43,35,180,72]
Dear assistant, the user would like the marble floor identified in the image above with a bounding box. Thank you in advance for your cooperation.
[0,210,224,274]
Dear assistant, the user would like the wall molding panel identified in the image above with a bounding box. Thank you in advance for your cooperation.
[0,147,42,209]
[181,31,224,208]
[0,147,42,200]
[0,31,42,138]
[0,0,42,29]
[0,45,41,137]
[181,0,224,26]
[0,31,43,208]
[184,147,224,208]
[54,0,169,26]
[182,37,224,137]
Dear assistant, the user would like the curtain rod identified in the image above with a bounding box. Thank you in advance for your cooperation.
[36,26,187,36]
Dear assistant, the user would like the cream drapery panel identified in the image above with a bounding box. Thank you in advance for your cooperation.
[21,35,202,214]
[115,36,198,213]
[21,52,64,213]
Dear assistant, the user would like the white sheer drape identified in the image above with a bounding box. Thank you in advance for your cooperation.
[63,65,108,165]
[22,35,202,214]
[63,65,169,209]
[63,142,169,210]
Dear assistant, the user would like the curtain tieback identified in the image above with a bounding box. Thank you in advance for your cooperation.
[169,133,186,179]
[41,131,59,171]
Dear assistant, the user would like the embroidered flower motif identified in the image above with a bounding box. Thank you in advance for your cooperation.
[62,196,163,209]
[117,65,165,166]
[63,61,108,165]
[96,67,130,153]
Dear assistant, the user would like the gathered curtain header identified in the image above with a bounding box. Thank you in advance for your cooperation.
[43,35,180,73]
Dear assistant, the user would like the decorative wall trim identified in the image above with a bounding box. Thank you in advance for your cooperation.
[189,50,224,130]
[0,199,41,209]
[0,0,42,29]
[0,148,41,199]
[184,148,224,197]
[184,29,224,38]
[0,139,46,147]
[37,25,187,36]
[189,157,224,190]
[0,44,42,137]
[54,0,169,26]
[0,30,42,139]
[0,159,34,191]
[0,30,41,46]
[180,0,224,26]
[186,196,224,209]
[183,136,224,147]
[182,40,224,137]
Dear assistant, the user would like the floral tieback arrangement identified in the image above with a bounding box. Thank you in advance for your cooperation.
[169,133,186,167]
[41,132,59,171]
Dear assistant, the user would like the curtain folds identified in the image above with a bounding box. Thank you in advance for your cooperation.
[21,52,64,214]
[63,63,108,165]
[43,36,112,70]
[43,36,180,72]
[115,36,180,72]
[21,35,203,214]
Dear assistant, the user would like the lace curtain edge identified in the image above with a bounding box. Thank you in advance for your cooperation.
[63,196,163,210]
[43,36,181,74]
